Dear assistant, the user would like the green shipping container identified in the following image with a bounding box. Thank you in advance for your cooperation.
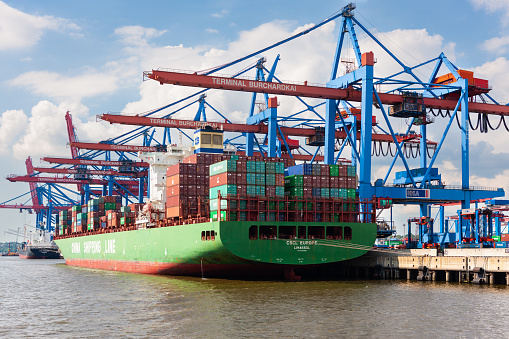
[209,198,237,211]
[247,185,257,196]
[284,175,304,187]
[347,165,356,177]
[347,189,356,199]
[338,188,348,199]
[321,188,330,198]
[266,173,276,186]
[247,173,256,183]
[285,187,303,197]
[256,161,266,173]
[246,161,257,173]
[257,186,265,197]
[493,235,501,242]
[256,174,266,186]
[210,210,237,221]
[275,162,285,174]
[266,162,276,174]
[329,165,339,176]
[275,186,285,197]
[209,184,237,199]
[105,202,116,210]
[209,160,237,176]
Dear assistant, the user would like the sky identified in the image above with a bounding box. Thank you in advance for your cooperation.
[1,0,509,241]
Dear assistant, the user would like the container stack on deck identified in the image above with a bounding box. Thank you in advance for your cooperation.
[57,210,71,236]
[166,153,295,221]
[57,196,140,236]
[165,163,209,219]
[208,157,286,221]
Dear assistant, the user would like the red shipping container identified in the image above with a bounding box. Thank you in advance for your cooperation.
[183,153,196,164]
[338,177,347,188]
[195,165,204,175]
[266,186,276,198]
[321,164,329,176]
[210,172,236,188]
[166,195,182,208]
[330,177,339,188]
[167,174,187,187]
[167,185,187,197]
[320,176,329,188]
[166,163,198,177]
[235,172,244,184]
[474,78,489,89]
[338,165,348,177]
[237,161,247,173]
[188,185,197,196]
[347,177,356,189]
[312,175,320,187]
[166,206,181,218]
[303,176,313,187]
[237,185,247,196]
[303,188,313,198]
[275,174,284,186]
[501,234,509,242]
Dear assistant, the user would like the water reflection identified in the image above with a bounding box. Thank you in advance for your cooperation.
[2,257,509,338]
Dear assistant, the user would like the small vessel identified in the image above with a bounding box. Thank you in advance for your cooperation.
[19,228,60,259]
[1,243,18,256]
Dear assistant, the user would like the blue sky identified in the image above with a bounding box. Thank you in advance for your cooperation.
[1,0,509,240]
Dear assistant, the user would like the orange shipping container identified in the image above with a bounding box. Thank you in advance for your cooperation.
[166,206,181,218]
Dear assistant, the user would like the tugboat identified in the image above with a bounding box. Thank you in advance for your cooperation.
[19,227,60,259]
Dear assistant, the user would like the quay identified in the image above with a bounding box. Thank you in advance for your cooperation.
[342,248,509,285]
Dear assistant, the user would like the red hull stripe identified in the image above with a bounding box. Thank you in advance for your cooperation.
[65,259,294,279]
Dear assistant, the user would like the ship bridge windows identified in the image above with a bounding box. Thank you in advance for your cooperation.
[278,226,296,239]
[249,225,258,240]
[260,225,277,239]
[326,226,343,240]
[308,226,325,240]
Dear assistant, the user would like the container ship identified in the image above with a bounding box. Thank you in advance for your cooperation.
[54,130,376,280]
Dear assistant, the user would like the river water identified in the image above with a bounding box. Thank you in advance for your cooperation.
[1,256,508,338]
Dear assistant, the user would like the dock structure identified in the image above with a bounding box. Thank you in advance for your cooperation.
[343,249,509,285]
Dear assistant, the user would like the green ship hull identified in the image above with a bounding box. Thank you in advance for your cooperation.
[55,220,376,279]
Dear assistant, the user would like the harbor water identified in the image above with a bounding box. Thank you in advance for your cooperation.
[1,256,508,338]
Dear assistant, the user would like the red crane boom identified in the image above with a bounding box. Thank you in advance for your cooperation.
[98,114,433,145]
[70,142,162,153]
[41,157,149,168]
[33,167,148,178]
[145,70,509,116]
[7,175,140,187]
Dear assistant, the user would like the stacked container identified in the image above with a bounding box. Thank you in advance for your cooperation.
[166,163,208,219]
[57,210,71,235]
[285,163,356,200]
[209,157,286,221]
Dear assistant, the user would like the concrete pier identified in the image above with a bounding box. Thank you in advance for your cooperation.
[342,248,509,285]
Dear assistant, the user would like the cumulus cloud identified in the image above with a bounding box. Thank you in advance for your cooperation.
[470,0,509,24]
[114,26,167,48]
[10,70,119,102]
[0,109,29,155]
[211,9,229,18]
[0,1,80,50]
[483,36,509,54]
[205,28,219,34]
